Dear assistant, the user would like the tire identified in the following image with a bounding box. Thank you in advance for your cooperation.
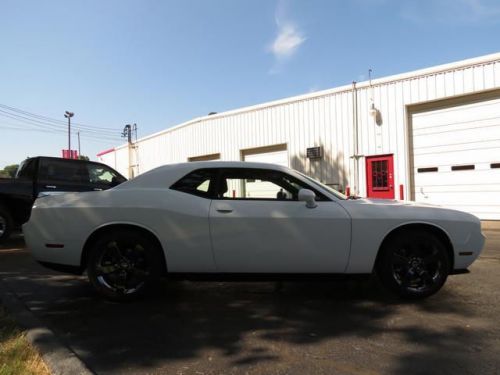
[376,230,451,299]
[87,230,163,301]
[0,204,13,243]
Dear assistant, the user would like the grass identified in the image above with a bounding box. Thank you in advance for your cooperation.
[0,306,50,375]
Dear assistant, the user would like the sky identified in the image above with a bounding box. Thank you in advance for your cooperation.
[1,0,499,168]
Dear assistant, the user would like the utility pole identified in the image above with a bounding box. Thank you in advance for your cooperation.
[77,131,81,157]
[122,124,132,144]
[132,123,138,174]
[64,111,74,158]
[132,123,138,143]
[121,124,139,178]
[122,124,133,178]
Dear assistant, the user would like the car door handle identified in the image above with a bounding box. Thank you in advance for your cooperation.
[45,185,57,189]
[214,203,233,213]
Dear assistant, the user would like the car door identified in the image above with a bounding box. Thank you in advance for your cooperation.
[37,158,91,195]
[209,168,351,273]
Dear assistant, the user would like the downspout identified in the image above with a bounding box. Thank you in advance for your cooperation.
[352,81,360,195]
[127,143,133,179]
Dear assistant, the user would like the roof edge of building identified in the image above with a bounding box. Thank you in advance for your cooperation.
[104,51,500,149]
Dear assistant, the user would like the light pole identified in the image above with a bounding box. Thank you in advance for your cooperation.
[64,111,74,157]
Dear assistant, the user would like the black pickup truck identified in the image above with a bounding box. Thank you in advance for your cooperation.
[0,156,127,242]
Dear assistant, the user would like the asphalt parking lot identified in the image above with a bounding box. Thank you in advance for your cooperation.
[1,231,500,375]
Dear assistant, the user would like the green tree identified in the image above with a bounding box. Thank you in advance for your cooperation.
[0,164,19,178]
[78,155,90,161]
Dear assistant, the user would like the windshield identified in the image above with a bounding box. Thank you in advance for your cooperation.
[15,159,35,180]
[297,172,347,200]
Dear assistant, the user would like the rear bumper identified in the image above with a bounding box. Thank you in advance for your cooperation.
[23,219,82,266]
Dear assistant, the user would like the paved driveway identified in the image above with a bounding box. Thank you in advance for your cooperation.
[1,231,500,375]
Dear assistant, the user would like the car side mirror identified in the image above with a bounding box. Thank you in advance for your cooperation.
[298,189,317,208]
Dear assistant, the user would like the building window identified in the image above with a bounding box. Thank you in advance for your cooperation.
[491,163,500,169]
[188,153,220,162]
[371,160,388,190]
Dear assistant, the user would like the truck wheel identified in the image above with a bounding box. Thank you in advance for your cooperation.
[0,204,13,243]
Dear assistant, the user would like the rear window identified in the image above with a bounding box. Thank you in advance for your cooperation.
[38,159,86,184]
[38,159,125,187]
[170,169,217,198]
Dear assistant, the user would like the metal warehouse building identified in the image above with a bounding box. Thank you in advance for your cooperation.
[98,53,500,220]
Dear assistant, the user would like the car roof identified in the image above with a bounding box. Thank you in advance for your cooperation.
[116,161,291,190]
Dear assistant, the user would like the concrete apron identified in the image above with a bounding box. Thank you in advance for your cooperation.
[482,221,500,232]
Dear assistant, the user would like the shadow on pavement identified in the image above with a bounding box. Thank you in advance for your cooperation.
[1,233,498,374]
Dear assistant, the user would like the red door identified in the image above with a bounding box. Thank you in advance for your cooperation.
[366,154,395,199]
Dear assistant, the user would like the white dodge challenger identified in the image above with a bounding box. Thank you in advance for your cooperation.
[24,161,485,301]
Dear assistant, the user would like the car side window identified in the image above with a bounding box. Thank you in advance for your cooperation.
[87,163,126,187]
[38,159,88,184]
[216,169,329,201]
[170,169,217,198]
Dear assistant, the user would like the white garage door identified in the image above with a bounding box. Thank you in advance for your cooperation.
[412,96,500,220]
[242,148,289,198]
[243,149,289,167]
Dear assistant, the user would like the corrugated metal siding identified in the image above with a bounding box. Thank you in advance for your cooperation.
[98,54,500,198]
[411,96,500,219]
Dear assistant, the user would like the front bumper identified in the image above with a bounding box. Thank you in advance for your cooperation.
[453,229,485,270]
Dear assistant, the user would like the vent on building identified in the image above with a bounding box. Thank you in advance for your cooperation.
[306,146,323,159]
[451,165,475,171]
[417,167,438,173]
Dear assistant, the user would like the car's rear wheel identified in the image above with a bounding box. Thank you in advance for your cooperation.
[87,230,163,301]
[0,204,13,243]
[377,230,451,299]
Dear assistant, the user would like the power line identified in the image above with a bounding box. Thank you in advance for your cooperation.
[0,124,121,146]
[0,111,122,140]
[0,121,123,142]
[0,121,122,142]
[0,104,122,131]
[0,109,120,137]
[0,103,122,132]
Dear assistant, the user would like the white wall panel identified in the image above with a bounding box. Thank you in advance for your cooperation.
[97,53,500,216]
[412,96,500,220]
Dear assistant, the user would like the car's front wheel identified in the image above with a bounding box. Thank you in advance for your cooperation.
[87,230,163,301]
[376,230,451,299]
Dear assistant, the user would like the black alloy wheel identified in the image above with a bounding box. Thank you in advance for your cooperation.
[377,230,451,299]
[87,230,163,301]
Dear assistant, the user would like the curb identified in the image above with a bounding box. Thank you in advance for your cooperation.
[0,279,94,375]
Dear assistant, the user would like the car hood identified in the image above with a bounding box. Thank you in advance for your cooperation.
[347,198,438,208]
[338,197,481,224]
